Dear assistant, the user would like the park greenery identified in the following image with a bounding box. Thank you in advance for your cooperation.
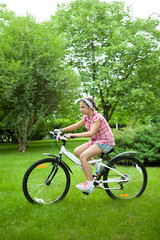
[0,140,160,239]
[0,3,80,151]
[0,2,160,238]
[54,0,160,122]
[0,0,160,157]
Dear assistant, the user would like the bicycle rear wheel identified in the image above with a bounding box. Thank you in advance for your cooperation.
[22,158,70,204]
[103,156,147,200]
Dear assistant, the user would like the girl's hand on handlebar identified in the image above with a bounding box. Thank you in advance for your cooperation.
[54,129,61,132]
[65,133,74,139]
[65,133,71,139]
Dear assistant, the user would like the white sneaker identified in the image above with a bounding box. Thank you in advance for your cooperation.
[76,182,94,194]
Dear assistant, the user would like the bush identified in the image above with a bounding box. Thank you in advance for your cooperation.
[106,127,137,161]
[112,124,160,166]
[113,127,136,149]
[134,123,160,166]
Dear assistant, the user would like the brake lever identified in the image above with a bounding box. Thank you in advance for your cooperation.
[49,131,55,135]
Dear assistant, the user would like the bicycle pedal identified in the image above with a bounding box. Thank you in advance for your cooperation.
[82,192,89,195]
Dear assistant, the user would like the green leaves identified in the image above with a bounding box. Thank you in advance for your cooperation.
[0,7,80,151]
[134,123,160,165]
[55,0,160,123]
[0,1,160,150]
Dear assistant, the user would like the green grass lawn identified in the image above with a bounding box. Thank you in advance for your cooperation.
[0,140,160,240]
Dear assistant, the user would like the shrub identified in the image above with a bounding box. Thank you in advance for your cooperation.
[112,124,160,166]
[134,123,160,166]
[113,127,136,149]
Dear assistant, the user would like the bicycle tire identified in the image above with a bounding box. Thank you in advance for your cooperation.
[22,158,70,204]
[103,156,147,200]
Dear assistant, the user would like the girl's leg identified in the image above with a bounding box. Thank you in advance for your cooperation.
[80,144,103,181]
[74,143,97,168]
[74,142,89,158]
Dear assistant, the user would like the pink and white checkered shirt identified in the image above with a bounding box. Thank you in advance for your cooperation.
[82,111,115,147]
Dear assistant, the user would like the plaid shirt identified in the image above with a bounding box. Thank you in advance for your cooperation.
[82,111,115,146]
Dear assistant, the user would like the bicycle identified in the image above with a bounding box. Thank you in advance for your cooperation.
[22,131,147,204]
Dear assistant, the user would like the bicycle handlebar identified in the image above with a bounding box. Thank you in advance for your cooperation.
[49,131,75,141]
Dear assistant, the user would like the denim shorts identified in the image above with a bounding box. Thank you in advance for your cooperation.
[96,143,113,154]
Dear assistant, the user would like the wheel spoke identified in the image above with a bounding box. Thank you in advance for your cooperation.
[103,156,147,199]
[23,158,70,204]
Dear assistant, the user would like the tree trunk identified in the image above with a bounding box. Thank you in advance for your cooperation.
[18,135,28,153]
[17,116,42,153]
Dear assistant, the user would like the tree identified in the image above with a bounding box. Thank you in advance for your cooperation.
[0,7,80,152]
[54,0,160,123]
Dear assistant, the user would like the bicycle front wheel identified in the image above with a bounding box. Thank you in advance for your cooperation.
[103,156,147,200]
[22,158,70,204]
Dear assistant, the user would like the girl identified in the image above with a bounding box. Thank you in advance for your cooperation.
[57,97,115,194]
